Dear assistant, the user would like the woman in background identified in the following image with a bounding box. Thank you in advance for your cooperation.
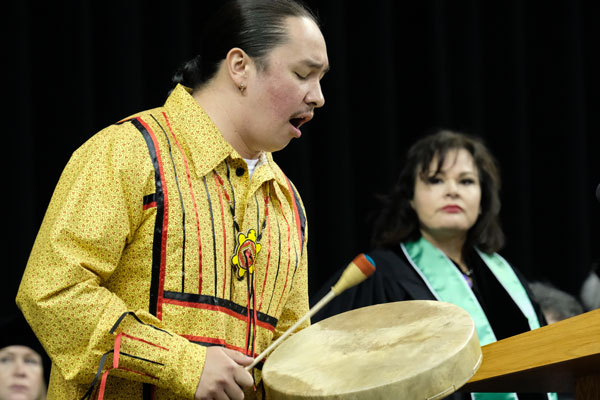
[312,130,555,400]
[0,315,47,400]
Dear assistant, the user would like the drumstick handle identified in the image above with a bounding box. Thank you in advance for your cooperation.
[245,290,336,371]
[245,254,375,371]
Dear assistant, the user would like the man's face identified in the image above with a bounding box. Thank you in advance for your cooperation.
[242,16,329,154]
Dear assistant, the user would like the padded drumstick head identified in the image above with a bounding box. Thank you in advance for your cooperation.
[330,253,376,295]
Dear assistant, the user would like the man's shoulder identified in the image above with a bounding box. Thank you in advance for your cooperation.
[70,107,169,172]
[86,106,166,146]
[110,106,165,131]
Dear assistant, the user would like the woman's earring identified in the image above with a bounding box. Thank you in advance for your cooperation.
[239,82,246,93]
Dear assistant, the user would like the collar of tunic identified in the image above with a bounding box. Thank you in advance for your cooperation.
[163,85,290,194]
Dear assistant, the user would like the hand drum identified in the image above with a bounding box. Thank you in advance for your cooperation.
[262,300,482,399]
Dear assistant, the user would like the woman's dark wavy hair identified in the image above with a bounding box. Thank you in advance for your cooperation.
[172,0,319,90]
[371,130,504,255]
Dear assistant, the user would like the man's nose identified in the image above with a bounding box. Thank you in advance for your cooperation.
[306,82,325,108]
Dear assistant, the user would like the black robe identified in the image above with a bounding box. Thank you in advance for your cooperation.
[311,246,553,400]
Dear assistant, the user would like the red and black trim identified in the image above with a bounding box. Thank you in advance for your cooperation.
[143,194,157,210]
[151,114,188,293]
[132,117,168,320]
[202,176,219,295]
[161,111,205,296]
[163,291,277,329]
[80,312,171,400]
[265,220,282,315]
[284,176,306,254]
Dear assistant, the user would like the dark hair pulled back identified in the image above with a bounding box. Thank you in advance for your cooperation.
[172,0,319,90]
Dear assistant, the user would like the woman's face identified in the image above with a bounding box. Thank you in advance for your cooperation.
[410,148,482,242]
[0,346,45,400]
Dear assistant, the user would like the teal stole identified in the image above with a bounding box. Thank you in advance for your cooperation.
[402,237,556,400]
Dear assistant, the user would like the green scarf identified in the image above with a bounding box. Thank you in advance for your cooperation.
[402,237,556,400]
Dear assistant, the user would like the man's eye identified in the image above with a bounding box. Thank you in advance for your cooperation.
[295,72,307,80]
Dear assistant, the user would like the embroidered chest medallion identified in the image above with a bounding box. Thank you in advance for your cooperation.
[232,229,262,280]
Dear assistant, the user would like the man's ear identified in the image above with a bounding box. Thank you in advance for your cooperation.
[225,47,249,89]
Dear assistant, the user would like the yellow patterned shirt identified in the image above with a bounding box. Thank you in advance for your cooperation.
[17,84,309,399]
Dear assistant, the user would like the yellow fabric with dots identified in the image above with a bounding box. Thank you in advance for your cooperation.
[17,84,309,399]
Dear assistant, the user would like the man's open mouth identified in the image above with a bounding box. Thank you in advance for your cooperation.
[289,113,312,129]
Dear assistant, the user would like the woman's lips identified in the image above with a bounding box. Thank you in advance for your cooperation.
[9,384,30,394]
[441,205,462,213]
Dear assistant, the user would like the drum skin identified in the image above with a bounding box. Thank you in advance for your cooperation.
[262,300,482,399]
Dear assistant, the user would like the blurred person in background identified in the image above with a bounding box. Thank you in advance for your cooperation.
[313,130,555,400]
[0,315,48,400]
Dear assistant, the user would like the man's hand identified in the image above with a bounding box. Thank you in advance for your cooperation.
[195,347,254,400]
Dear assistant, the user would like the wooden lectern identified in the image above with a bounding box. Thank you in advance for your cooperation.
[461,308,600,399]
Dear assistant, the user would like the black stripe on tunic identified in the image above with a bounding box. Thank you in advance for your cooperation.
[151,114,187,293]
[132,118,164,318]
[203,176,218,295]
[163,291,278,328]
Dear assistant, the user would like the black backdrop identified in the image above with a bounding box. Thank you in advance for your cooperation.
[7,1,600,323]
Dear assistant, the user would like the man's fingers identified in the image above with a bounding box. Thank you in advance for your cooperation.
[222,348,254,366]
[213,390,230,400]
[223,379,246,400]
[220,348,254,390]
[195,347,254,400]
[234,366,254,390]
